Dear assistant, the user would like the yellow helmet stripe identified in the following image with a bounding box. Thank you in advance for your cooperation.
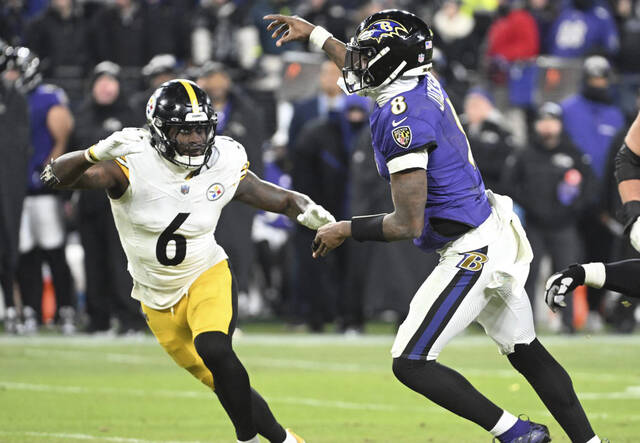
[179,80,200,113]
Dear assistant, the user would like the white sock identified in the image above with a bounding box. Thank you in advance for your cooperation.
[282,430,298,443]
[238,435,260,443]
[489,411,518,436]
[585,437,601,443]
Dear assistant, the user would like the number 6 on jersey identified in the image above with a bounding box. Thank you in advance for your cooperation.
[156,213,190,266]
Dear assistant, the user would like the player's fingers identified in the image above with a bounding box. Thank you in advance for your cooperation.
[263,14,288,22]
[276,30,291,47]
[271,23,289,39]
[313,242,328,258]
[265,20,280,31]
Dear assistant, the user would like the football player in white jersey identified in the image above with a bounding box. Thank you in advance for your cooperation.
[40,79,334,443]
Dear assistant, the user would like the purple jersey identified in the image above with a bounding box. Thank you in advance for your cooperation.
[27,84,68,192]
[370,73,491,252]
[548,3,619,58]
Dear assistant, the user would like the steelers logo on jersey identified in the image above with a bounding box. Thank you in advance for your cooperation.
[207,183,225,201]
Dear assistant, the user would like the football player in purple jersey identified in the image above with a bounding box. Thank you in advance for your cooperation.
[265,9,604,443]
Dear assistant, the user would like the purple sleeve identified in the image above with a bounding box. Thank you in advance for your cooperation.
[374,113,437,163]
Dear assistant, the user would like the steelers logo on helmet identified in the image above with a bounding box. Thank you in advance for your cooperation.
[343,10,434,94]
[146,79,218,170]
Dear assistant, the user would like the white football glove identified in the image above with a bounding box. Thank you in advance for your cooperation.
[630,217,640,253]
[297,204,336,230]
[544,265,585,312]
[87,128,147,162]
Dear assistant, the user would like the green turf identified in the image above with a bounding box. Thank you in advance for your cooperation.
[0,332,639,442]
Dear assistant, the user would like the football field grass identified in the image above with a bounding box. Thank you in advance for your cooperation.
[0,331,639,442]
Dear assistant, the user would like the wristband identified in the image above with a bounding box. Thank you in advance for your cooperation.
[351,214,386,242]
[583,262,606,289]
[84,146,99,164]
[309,26,333,51]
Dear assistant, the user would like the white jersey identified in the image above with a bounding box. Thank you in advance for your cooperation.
[109,132,249,309]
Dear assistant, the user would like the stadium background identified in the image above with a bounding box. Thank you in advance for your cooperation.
[0,0,639,441]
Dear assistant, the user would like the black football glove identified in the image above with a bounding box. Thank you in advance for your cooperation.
[544,264,585,312]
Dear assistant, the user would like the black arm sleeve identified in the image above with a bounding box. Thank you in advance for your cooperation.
[603,259,640,297]
[614,143,640,183]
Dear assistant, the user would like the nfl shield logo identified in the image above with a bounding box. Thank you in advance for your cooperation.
[418,53,425,63]
[181,184,190,195]
[392,126,412,149]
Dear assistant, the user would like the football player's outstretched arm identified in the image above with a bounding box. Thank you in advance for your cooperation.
[545,259,640,312]
[234,170,335,229]
[618,111,640,202]
[312,169,427,258]
[615,111,640,251]
[264,14,347,69]
[40,128,146,198]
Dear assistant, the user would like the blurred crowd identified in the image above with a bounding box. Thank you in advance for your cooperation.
[1,0,640,336]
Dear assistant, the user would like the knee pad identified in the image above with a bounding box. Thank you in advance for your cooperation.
[194,330,234,368]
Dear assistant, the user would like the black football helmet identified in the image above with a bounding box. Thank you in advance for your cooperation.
[1,46,42,93]
[146,79,218,170]
[343,9,433,94]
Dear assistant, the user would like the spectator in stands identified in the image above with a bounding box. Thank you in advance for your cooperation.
[288,61,345,155]
[24,0,88,79]
[491,0,539,46]
[0,0,28,45]
[548,0,619,58]
[615,0,640,118]
[251,139,295,317]
[486,0,540,87]
[562,56,624,180]
[527,0,561,54]
[503,102,597,332]
[143,0,190,61]
[72,61,144,334]
[87,0,189,69]
[462,87,515,195]
[561,55,625,331]
[4,47,75,334]
[290,94,369,332]
[0,43,31,333]
[197,61,265,310]
[433,0,478,72]
[190,0,250,67]
[129,54,178,126]
[297,0,351,45]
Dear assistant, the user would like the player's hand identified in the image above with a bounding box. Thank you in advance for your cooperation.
[630,217,640,252]
[89,128,146,162]
[312,221,348,258]
[297,204,336,230]
[544,264,585,312]
[264,14,315,47]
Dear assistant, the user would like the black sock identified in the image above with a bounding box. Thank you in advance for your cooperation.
[194,331,256,441]
[508,339,595,442]
[251,388,287,443]
[392,358,503,431]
